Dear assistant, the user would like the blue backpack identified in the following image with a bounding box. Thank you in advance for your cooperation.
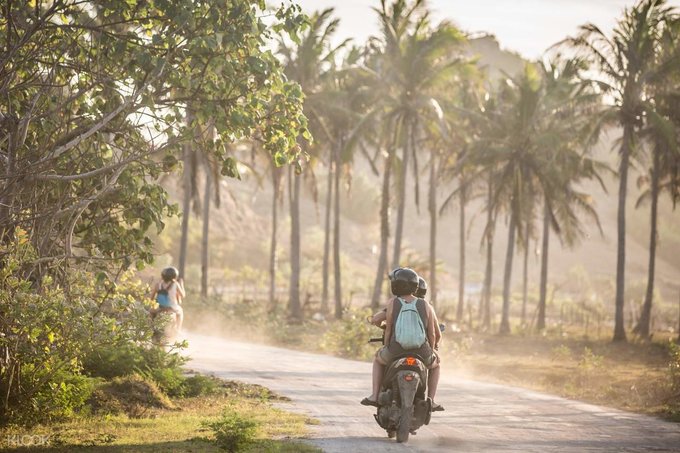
[394,298,426,350]
[156,282,174,307]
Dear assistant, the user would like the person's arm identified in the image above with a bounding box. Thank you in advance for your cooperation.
[176,278,186,300]
[370,309,387,327]
[427,303,441,350]
[384,299,395,345]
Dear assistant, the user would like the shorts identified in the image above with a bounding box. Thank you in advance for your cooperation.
[377,344,439,369]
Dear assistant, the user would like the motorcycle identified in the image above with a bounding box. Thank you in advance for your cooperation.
[151,307,179,345]
[368,323,445,443]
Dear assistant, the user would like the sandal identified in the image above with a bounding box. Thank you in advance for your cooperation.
[360,397,379,407]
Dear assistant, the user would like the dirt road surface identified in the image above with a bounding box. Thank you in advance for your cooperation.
[185,333,680,453]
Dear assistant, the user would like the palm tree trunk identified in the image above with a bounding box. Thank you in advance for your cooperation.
[392,116,415,269]
[456,179,466,322]
[521,231,529,326]
[613,126,632,342]
[269,166,280,309]
[371,147,394,310]
[428,149,437,309]
[321,157,333,315]
[635,144,660,338]
[333,141,343,319]
[500,212,516,335]
[392,140,409,269]
[200,170,211,299]
[178,112,193,278]
[289,166,302,321]
[537,202,550,331]
[481,172,494,329]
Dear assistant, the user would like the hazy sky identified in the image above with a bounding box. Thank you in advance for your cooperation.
[293,0,680,59]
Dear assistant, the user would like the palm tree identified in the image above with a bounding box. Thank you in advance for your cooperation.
[634,22,680,336]
[367,0,466,305]
[488,64,545,335]
[534,57,607,331]
[472,63,595,335]
[565,0,677,342]
[278,8,349,320]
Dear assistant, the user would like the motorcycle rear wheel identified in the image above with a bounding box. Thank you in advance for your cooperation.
[396,406,413,443]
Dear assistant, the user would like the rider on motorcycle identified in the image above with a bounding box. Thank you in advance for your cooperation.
[362,268,442,410]
[150,266,185,331]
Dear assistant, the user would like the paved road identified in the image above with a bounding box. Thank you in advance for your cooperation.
[185,333,680,453]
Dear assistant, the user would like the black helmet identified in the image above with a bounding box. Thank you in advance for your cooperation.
[415,277,427,298]
[161,266,179,282]
[390,268,419,296]
[388,267,403,281]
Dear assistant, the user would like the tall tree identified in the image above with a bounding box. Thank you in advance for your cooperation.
[534,57,607,331]
[368,0,466,302]
[278,8,348,319]
[634,23,680,336]
[0,0,308,279]
[566,0,677,342]
[269,164,283,309]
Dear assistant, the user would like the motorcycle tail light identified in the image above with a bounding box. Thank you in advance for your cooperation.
[404,374,414,381]
[405,357,417,366]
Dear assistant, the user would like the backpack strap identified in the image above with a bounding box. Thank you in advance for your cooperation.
[415,299,429,327]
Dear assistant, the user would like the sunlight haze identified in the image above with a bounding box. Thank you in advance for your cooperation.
[295,0,680,58]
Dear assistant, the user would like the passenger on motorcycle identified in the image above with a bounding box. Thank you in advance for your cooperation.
[362,268,443,410]
[150,266,185,331]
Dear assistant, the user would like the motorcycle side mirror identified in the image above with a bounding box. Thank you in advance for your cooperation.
[439,323,446,333]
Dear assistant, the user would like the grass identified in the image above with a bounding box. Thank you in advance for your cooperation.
[0,379,320,453]
[444,331,680,421]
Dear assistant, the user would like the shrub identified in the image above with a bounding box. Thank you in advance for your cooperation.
[145,365,187,398]
[576,347,605,389]
[320,308,374,360]
[0,228,169,425]
[30,370,99,422]
[206,408,259,452]
[551,344,573,361]
[183,374,221,397]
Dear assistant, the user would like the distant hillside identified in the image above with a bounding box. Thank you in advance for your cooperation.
[468,34,525,81]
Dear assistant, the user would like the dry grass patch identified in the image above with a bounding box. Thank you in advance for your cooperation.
[444,333,680,420]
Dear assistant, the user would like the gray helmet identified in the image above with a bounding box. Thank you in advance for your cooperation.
[390,268,419,296]
[161,266,179,282]
[415,277,427,298]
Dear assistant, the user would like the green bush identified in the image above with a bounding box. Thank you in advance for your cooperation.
[206,408,259,452]
[183,374,221,397]
[320,308,375,360]
[30,370,99,422]
[145,365,187,398]
[0,228,168,425]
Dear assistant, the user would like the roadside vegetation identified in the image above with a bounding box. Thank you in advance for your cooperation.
[0,373,318,452]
